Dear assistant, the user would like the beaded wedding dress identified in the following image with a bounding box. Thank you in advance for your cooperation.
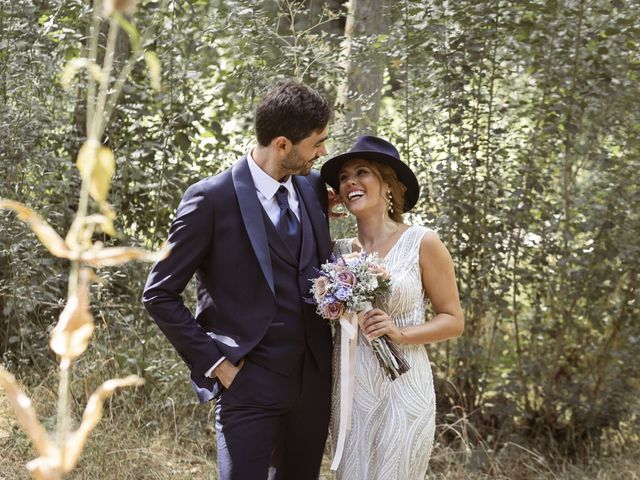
[331,225,436,480]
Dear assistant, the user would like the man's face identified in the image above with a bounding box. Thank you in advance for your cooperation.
[281,125,329,176]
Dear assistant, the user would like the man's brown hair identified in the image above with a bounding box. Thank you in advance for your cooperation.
[255,80,331,146]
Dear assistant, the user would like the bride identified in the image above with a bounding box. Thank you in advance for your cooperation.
[321,135,464,479]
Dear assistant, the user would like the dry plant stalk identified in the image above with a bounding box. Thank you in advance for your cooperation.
[0,1,167,478]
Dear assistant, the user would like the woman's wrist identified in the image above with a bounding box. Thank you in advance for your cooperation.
[397,327,409,345]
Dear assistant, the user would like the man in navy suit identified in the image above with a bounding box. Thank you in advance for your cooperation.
[142,81,333,479]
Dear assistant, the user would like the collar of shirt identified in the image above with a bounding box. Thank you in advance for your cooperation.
[246,149,300,221]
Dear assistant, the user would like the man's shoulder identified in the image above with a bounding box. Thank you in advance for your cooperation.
[297,169,328,213]
[301,169,322,188]
[186,166,235,196]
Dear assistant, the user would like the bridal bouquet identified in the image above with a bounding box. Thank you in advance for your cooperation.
[310,251,410,380]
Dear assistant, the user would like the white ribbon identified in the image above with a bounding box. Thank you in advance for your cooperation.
[330,301,373,471]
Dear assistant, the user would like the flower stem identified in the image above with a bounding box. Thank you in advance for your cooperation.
[56,358,71,463]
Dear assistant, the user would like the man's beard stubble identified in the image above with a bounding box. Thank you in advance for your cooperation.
[282,148,317,177]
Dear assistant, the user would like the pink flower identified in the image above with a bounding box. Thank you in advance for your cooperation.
[336,270,357,287]
[322,301,345,320]
[313,276,330,303]
[367,262,389,278]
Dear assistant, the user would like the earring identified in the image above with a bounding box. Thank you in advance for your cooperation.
[387,189,393,212]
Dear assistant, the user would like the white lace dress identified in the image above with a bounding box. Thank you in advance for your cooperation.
[330,225,436,480]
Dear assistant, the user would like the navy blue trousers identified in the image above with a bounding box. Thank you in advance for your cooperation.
[215,352,331,480]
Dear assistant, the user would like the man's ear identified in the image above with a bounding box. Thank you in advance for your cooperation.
[273,136,291,153]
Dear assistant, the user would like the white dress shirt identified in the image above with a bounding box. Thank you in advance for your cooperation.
[205,149,300,378]
[246,149,300,222]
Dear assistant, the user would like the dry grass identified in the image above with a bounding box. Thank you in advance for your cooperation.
[425,441,640,480]
[0,379,215,480]
[2,381,639,480]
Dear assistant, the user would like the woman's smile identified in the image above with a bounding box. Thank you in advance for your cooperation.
[346,189,366,203]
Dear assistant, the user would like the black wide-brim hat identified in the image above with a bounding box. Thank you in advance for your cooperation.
[320,135,420,212]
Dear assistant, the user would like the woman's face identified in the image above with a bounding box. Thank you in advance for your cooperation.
[338,159,388,217]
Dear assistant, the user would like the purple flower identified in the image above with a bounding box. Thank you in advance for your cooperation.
[334,285,351,302]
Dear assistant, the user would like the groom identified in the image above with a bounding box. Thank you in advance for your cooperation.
[142,81,333,479]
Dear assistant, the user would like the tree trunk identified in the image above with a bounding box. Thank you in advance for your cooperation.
[336,0,389,136]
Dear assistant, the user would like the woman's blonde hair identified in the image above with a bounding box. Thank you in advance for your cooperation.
[368,160,407,222]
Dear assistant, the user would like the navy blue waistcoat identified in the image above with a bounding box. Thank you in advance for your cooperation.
[248,187,319,374]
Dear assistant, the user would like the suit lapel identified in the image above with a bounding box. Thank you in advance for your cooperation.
[294,175,332,264]
[232,157,275,296]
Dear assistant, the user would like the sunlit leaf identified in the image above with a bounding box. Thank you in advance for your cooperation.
[26,457,62,480]
[64,375,144,471]
[0,366,54,458]
[113,11,141,51]
[99,217,117,237]
[79,243,170,267]
[61,58,103,89]
[0,200,71,259]
[50,269,95,362]
[84,214,117,237]
[144,51,161,91]
[99,203,118,237]
[76,141,116,204]
[100,202,116,220]
[103,0,137,17]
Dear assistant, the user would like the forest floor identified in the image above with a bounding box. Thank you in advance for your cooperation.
[1,381,638,480]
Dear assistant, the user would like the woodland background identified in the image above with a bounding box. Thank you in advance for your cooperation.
[1,0,639,478]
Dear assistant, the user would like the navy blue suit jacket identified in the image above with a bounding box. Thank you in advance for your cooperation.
[142,157,332,403]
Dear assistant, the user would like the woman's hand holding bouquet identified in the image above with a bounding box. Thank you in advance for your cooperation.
[310,251,409,380]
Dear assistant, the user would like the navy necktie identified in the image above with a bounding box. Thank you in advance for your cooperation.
[275,185,302,257]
